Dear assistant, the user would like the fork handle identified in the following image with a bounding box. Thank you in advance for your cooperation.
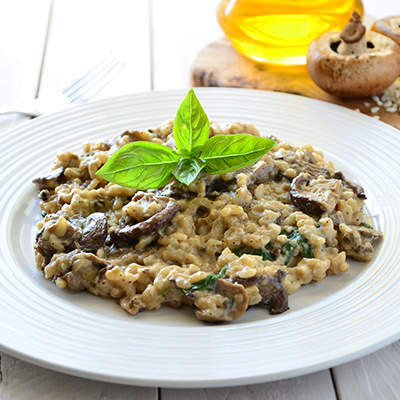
[0,105,42,118]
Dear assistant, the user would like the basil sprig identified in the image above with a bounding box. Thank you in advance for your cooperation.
[97,89,276,189]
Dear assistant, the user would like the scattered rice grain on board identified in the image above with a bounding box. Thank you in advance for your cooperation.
[371,78,400,114]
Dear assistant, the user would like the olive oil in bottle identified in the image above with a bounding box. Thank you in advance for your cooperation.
[217,0,364,65]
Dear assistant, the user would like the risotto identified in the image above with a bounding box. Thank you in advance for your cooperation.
[33,119,382,322]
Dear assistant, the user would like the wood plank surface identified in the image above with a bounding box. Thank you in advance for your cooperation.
[0,354,156,400]
[162,370,337,400]
[333,342,400,400]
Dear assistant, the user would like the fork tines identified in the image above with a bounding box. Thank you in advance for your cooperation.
[62,53,124,104]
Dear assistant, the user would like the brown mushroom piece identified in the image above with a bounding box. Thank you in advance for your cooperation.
[278,152,331,180]
[78,212,108,253]
[235,270,289,314]
[158,180,197,200]
[63,252,109,292]
[194,279,248,322]
[331,171,366,200]
[338,223,383,261]
[238,159,280,185]
[307,11,400,98]
[371,15,400,46]
[34,215,81,258]
[32,167,66,191]
[290,172,342,216]
[206,177,236,197]
[111,193,180,242]
[46,249,109,292]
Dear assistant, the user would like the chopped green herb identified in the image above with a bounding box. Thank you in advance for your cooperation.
[342,236,351,244]
[282,241,296,266]
[281,227,314,266]
[233,245,273,261]
[182,265,227,294]
[224,297,235,310]
[360,221,373,229]
[159,287,171,295]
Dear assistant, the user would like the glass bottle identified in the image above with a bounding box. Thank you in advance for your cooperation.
[217,0,364,65]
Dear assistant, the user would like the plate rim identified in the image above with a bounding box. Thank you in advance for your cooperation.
[0,88,399,388]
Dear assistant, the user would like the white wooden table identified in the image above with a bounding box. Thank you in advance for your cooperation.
[1,1,399,399]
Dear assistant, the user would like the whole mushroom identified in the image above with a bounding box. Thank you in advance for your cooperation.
[371,16,400,46]
[307,11,400,98]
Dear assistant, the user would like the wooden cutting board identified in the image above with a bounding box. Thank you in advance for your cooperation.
[191,37,400,130]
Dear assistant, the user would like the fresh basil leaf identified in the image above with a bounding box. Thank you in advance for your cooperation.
[201,134,276,175]
[173,157,206,186]
[96,141,179,189]
[173,88,209,157]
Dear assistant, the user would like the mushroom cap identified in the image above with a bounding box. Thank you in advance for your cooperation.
[307,30,400,98]
[371,16,400,46]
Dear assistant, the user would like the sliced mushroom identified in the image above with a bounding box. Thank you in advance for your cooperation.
[32,167,66,191]
[290,172,342,216]
[307,12,400,98]
[371,15,400,46]
[35,212,109,259]
[338,223,383,261]
[235,270,289,314]
[238,159,279,185]
[111,194,180,242]
[331,171,366,199]
[63,270,86,292]
[157,180,196,200]
[34,215,81,258]
[206,177,236,197]
[194,279,248,322]
[278,152,331,180]
[78,212,108,253]
[113,129,154,148]
[46,249,109,292]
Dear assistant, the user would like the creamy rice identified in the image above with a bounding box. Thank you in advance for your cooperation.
[32,120,382,322]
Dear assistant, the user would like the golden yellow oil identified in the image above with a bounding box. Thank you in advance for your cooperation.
[217,0,364,65]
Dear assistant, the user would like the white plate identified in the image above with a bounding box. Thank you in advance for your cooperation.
[0,88,399,388]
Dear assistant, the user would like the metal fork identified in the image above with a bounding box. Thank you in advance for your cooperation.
[0,53,124,118]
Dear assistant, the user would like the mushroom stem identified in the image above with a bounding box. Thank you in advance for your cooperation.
[337,11,367,55]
